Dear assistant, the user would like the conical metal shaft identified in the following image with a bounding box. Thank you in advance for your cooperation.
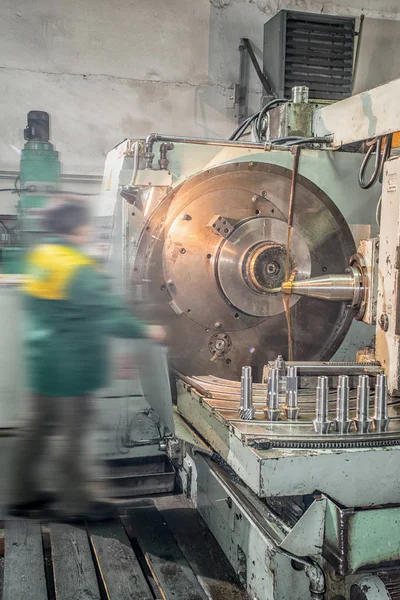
[335,375,352,434]
[239,366,254,420]
[265,367,280,421]
[283,366,299,420]
[281,266,363,307]
[313,376,331,434]
[373,373,389,432]
[354,375,372,433]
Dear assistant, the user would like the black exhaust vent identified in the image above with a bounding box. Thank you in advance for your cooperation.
[263,10,355,101]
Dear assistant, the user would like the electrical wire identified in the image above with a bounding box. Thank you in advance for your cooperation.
[229,111,259,141]
[376,195,382,228]
[358,134,392,189]
[282,136,331,147]
[229,98,289,142]
[254,98,289,142]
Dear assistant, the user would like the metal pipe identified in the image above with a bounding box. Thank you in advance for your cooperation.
[144,133,295,169]
[239,366,254,420]
[265,367,280,421]
[281,266,363,306]
[373,373,389,432]
[158,142,174,170]
[354,374,372,433]
[335,375,352,434]
[313,376,331,434]
[283,366,299,420]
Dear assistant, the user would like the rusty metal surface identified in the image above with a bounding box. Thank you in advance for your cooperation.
[131,161,356,379]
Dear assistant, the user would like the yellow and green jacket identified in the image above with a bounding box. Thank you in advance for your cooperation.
[23,238,148,396]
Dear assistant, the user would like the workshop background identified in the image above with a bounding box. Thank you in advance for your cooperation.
[0,0,400,187]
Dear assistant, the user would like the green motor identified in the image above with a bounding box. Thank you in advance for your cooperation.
[4,112,61,273]
[20,110,61,238]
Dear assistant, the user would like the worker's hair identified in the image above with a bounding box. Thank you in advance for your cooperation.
[42,195,91,235]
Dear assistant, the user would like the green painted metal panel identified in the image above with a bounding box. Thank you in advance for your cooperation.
[348,506,400,571]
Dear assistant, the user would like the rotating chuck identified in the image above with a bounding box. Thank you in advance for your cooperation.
[335,375,352,433]
[238,366,254,420]
[313,376,331,434]
[354,375,372,433]
[283,366,299,420]
[265,367,280,421]
[373,373,389,432]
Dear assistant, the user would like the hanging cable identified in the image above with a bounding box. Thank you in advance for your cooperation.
[229,111,259,141]
[358,135,392,190]
[228,98,289,143]
[254,98,289,142]
[379,133,393,183]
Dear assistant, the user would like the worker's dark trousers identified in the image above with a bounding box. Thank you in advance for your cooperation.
[9,393,99,515]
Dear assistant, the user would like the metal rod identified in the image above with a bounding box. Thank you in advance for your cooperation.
[284,146,301,363]
[352,14,365,94]
[373,373,389,432]
[267,362,382,376]
[265,367,280,421]
[354,374,372,433]
[287,146,301,231]
[283,366,299,420]
[313,376,331,434]
[241,38,274,97]
[239,366,254,420]
[335,375,352,434]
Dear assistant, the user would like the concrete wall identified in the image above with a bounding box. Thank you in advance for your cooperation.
[0,0,400,179]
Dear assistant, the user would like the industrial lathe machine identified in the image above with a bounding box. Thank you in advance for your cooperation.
[99,76,400,600]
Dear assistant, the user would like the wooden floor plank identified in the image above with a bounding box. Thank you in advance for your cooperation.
[49,523,100,600]
[3,520,47,600]
[155,495,250,600]
[88,520,153,600]
[122,502,208,600]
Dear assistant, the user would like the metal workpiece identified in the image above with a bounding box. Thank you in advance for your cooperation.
[283,366,299,420]
[131,158,356,378]
[275,354,286,394]
[281,265,364,308]
[373,374,389,433]
[265,367,280,421]
[292,86,309,104]
[354,375,372,433]
[334,375,352,434]
[313,376,331,434]
[239,366,254,420]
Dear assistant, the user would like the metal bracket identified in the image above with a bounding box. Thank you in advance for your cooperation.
[208,215,235,239]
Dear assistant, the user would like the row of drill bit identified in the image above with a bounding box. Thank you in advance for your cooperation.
[238,366,389,434]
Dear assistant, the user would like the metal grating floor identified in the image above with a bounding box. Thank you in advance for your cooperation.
[0,495,249,600]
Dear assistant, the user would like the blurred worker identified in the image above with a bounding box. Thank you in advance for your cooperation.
[8,196,164,521]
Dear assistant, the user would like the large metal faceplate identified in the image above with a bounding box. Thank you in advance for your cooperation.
[132,162,355,379]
